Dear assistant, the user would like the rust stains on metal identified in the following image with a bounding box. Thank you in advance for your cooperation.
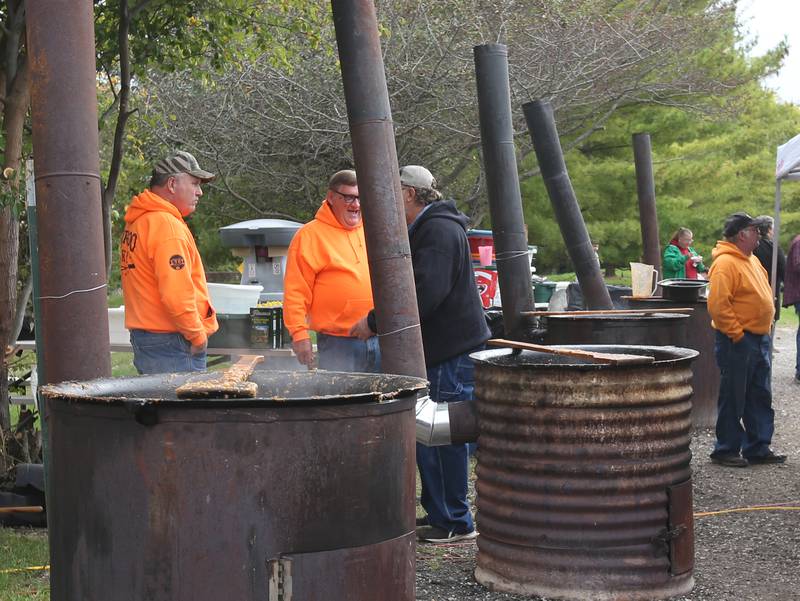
[27,0,111,384]
[331,0,426,379]
[472,345,696,601]
[43,370,424,600]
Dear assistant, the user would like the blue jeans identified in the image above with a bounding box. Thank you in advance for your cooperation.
[713,331,775,458]
[130,329,207,375]
[316,333,381,373]
[417,350,478,535]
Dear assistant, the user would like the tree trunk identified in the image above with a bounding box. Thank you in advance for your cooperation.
[0,56,30,434]
[102,0,134,277]
[0,206,19,433]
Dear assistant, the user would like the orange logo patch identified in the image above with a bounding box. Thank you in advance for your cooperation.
[169,255,186,270]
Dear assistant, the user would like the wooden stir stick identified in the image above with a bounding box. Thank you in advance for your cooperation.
[488,338,654,366]
[175,354,264,399]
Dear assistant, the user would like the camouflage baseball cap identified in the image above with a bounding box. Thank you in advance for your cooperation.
[154,150,215,183]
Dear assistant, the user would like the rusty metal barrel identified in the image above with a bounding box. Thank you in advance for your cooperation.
[41,371,426,601]
[471,345,697,601]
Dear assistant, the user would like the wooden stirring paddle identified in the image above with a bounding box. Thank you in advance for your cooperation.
[488,338,654,366]
[175,354,264,399]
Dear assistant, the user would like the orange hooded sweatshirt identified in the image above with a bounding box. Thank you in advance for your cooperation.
[120,189,218,346]
[707,240,774,342]
[283,200,373,342]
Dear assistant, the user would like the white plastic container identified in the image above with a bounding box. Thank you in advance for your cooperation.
[207,283,264,314]
[108,307,128,346]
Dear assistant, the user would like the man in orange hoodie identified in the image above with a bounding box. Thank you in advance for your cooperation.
[707,212,786,467]
[283,169,379,372]
[120,151,219,374]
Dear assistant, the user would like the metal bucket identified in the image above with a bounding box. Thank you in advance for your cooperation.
[41,370,427,601]
[471,345,697,601]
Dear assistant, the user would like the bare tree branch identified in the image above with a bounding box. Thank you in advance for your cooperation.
[139,0,756,223]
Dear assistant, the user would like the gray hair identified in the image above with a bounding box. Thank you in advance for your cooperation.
[755,215,774,237]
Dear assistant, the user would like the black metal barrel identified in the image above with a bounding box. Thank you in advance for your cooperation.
[543,312,688,347]
[41,371,427,601]
[471,345,697,601]
[626,297,718,428]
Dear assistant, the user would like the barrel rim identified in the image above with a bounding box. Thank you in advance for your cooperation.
[470,344,698,368]
[39,370,428,407]
[544,312,689,322]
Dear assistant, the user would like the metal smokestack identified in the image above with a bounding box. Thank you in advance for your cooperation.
[633,133,662,275]
[27,0,111,383]
[522,99,613,310]
[474,43,535,340]
[331,0,426,379]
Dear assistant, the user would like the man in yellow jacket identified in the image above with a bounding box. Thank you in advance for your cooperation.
[283,169,379,372]
[120,151,218,374]
[707,212,786,467]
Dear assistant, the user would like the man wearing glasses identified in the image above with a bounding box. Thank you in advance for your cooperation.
[707,212,786,467]
[283,169,380,372]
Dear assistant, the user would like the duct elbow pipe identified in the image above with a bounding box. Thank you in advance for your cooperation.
[447,399,479,444]
[415,395,479,446]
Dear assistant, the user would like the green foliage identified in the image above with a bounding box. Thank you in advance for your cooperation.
[94,1,324,78]
[515,0,797,273]
[524,86,800,272]
[91,1,326,277]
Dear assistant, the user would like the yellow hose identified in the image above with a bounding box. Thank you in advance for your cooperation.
[2,505,799,575]
[695,504,800,518]
[0,565,49,574]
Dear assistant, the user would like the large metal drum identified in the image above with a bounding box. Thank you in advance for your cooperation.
[543,312,688,347]
[626,297,718,428]
[471,345,697,601]
[41,370,427,601]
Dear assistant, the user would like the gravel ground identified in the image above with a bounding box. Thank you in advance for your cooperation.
[416,326,800,601]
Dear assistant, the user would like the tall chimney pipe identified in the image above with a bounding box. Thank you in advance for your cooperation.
[522,100,613,310]
[330,0,426,380]
[474,44,535,340]
[633,133,662,275]
[27,0,111,384]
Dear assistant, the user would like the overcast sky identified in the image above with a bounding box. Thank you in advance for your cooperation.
[737,0,800,104]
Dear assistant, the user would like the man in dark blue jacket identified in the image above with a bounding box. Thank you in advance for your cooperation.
[351,165,490,542]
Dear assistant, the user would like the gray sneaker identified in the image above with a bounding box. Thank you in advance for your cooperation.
[417,525,477,543]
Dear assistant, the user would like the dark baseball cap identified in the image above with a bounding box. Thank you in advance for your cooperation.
[722,212,771,238]
[154,150,215,183]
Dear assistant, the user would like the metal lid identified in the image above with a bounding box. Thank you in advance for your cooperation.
[219,218,302,248]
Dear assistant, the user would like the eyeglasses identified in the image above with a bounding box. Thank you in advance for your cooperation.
[332,189,359,204]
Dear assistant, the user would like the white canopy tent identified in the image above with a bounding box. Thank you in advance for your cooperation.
[771,133,800,296]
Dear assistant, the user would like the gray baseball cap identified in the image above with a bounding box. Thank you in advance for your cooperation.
[154,150,215,183]
[400,165,437,190]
